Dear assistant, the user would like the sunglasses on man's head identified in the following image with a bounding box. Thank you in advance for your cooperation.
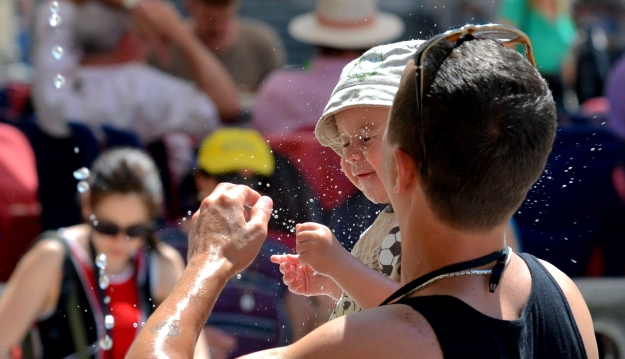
[92,220,154,238]
[412,24,537,177]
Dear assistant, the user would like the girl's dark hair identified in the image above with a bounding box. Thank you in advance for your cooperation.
[88,148,163,250]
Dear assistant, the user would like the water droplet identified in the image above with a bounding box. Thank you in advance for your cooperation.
[571,259,577,263]
[52,46,64,60]
[182,217,186,221]
[89,214,96,220]
[73,167,90,180]
[103,295,111,304]
[49,13,62,27]
[133,322,138,328]
[99,335,113,350]
[187,210,192,215]
[590,148,596,151]
[236,273,242,279]
[50,1,59,13]
[239,293,255,312]
[99,275,110,290]
[535,219,539,222]
[309,199,313,203]
[95,253,107,269]
[53,74,65,89]
[104,315,115,329]
[141,321,145,327]
[74,146,79,154]
[77,181,89,193]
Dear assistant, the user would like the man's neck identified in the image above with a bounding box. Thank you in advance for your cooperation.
[396,197,508,285]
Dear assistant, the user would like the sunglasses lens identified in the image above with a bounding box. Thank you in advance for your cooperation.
[126,225,151,238]
[94,222,120,236]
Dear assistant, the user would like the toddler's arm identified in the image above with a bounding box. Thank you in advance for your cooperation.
[294,222,401,309]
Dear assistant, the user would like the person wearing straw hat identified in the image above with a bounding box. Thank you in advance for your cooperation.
[251,0,404,136]
[127,26,597,359]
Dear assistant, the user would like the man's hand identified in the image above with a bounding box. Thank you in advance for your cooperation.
[294,223,349,276]
[271,254,342,299]
[187,183,273,278]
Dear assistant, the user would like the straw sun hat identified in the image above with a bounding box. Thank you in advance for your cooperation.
[288,0,405,49]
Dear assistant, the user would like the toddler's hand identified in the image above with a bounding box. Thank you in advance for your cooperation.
[270,254,341,299]
[294,222,347,276]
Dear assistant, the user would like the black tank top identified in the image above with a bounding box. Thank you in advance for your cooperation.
[393,253,587,359]
[34,231,155,359]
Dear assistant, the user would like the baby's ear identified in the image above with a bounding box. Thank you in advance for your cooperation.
[394,147,416,193]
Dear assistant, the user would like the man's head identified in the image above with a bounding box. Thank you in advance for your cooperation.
[74,1,131,55]
[384,36,557,232]
[74,1,147,61]
[187,0,238,50]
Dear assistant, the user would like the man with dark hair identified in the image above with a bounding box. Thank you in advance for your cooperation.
[126,28,598,359]
[32,0,239,140]
[152,0,285,93]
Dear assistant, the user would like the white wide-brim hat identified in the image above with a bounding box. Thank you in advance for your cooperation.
[315,40,425,154]
[288,0,405,49]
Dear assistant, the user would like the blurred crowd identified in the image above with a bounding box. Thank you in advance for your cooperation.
[1,0,625,357]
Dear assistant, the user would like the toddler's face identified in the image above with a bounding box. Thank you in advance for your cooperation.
[335,106,390,204]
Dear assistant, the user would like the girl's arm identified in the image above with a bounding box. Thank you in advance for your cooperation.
[0,239,65,357]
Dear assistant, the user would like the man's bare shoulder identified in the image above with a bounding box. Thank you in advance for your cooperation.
[241,304,443,359]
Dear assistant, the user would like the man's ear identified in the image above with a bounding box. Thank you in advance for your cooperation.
[393,147,416,194]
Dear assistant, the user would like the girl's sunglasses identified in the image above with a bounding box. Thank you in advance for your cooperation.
[413,24,537,177]
[92,220,154,238]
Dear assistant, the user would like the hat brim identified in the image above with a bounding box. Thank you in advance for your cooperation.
[288,12,404,49]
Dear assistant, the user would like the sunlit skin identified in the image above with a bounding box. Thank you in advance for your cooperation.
[88,193,150,274]
[335,106,391,204]
[187,0,238,54]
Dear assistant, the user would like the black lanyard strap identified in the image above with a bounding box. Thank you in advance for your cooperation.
[380,245,509,305]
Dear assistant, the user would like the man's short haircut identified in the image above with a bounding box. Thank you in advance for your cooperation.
[194,0,238,7]
[388,39,557,231]
[73,1,131,55]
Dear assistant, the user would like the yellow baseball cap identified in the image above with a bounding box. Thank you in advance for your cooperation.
[197,128,275,177]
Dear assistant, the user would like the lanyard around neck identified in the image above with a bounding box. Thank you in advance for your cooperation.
[380,245,510,306]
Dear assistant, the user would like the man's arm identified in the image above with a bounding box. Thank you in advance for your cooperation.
[126,184,272,359]
[237,304,442,359]
[132,1,240,121]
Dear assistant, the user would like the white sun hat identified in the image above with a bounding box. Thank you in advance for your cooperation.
[288,0,405,49]
[315,39,425,154]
